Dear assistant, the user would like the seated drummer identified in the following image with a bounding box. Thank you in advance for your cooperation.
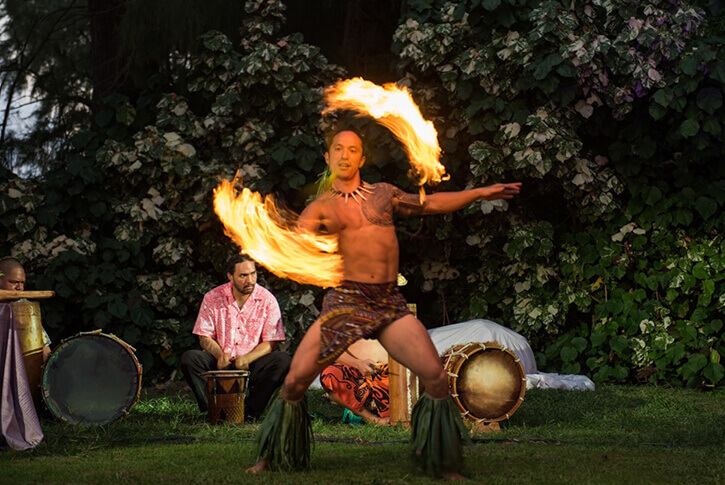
[181,254,291,421]
[320,338,390,426]
[0,257,51,362]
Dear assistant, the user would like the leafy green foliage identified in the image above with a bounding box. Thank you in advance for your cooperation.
[0,1,339,381]
[393,0,724,387]
[1,0,723,389]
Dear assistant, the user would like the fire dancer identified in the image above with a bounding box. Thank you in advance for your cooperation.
[248,127,521,478]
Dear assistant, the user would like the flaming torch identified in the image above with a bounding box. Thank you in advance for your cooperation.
[213,179,343,288]
[213,78,447,288]
[323,77,448,192]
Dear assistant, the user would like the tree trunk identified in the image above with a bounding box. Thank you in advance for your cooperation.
[88,0,130,112]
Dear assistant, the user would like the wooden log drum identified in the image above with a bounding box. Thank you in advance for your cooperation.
[201,370,249,425]
[0,290,56,409]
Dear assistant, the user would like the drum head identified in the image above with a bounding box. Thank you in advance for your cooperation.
[454,346,525,421]
[42,333,142,425]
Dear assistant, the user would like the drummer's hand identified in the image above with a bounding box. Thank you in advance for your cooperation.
[217,352,232,370]
[234,356,250,371]
[357,359,376,377]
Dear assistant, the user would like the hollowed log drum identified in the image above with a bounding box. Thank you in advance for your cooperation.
[202,370,249,425]
[10,301,44,408]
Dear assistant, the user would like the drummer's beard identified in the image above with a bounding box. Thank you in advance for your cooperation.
[234,281,255,295]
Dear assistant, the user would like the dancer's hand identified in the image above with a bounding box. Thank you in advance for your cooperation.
[478,182,522,200]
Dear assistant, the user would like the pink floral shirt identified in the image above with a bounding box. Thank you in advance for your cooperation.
[192,282,285,360]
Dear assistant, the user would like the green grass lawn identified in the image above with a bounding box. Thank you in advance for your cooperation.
[2,384,724,484]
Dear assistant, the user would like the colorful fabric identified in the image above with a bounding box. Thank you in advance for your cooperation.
[192,282,285,359]
[320,362,390,417]
[0,304,43,450]
[317,281,411,364]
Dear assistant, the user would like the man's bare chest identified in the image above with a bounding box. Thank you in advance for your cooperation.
[327,186,394,229]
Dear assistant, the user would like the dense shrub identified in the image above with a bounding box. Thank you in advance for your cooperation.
[1,0,722,387]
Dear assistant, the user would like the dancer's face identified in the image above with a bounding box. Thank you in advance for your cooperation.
[325,131,366,181]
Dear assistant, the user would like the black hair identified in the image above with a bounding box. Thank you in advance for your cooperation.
[324,124,366,156]
[225,254,254,275]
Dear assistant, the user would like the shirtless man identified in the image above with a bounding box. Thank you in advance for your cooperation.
[248,127,521,478]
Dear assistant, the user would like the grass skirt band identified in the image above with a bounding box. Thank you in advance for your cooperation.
[410,393,469,477]
[317,281,411,365]
[256,388,313,471]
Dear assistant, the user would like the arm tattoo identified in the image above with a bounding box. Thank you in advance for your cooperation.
[393,191,427,217]
[200,336,222,358]
[361,183,427,225]
[361,183,395,226]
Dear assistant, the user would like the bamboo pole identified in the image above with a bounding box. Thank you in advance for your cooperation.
[0,290,55,300]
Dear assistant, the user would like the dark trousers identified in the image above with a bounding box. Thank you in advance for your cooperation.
[180,349,291,419]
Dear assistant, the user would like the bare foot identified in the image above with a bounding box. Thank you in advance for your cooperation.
[363,415,390,426]
[358,408,390,426]
[245,459,268,474]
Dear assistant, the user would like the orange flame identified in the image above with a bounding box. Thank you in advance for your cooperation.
[213,179,343,288]
[323,77,448,188]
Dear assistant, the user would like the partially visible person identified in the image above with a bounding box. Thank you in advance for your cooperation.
[320,338,390,425]
[0,257,51,362]
[181,254,291,420]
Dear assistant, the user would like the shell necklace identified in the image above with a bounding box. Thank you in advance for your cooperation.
[330,181,373,204]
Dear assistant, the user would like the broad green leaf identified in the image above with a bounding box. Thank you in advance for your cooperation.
[687,353,708,371]
[560,346,578,362]
[649,103,666,120]
[610,335,628,354]
[692,262,709,280]
[703,362,725,384]
[532,53,563,81]
[644,186,662,205]
[695,196,717,220]
[703,118,722,137]
[679,55,698,76]
[591,331,607,347]
[697,87,723,114]
[679,119,700,138]
[653,88,673,107]
[571,337,587,352]
[108,299,128,319]
[711,60,725,84]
